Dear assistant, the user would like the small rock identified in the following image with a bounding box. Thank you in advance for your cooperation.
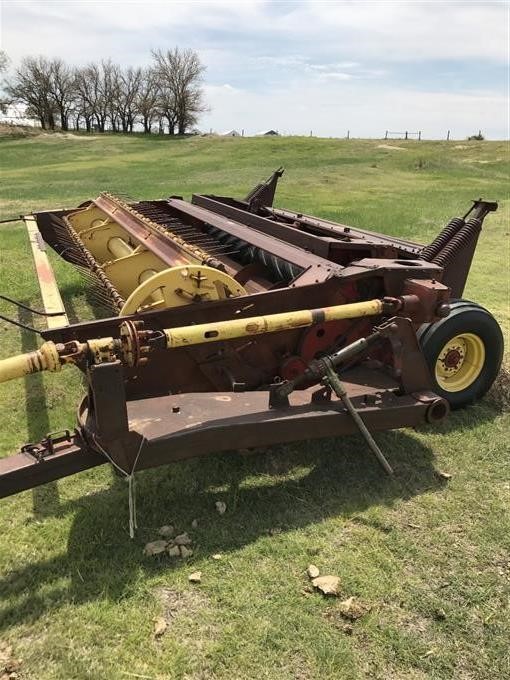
[174,532,192,546]
[212,553,222,560]
[153,616,168,638]
[189,571,202,583]
[167,544,180,557]
[307,564,320,579]
[435,607,447,620]
[437,470,452,480]
[191,519,198,529]
[144,540,168,556]
[312,575,341,596]
[215,501,227,515]
[179,545,193,559]
[342,623,354,635]
[158,525,174,538]
[338,596,370,620]
[0,643,21,678]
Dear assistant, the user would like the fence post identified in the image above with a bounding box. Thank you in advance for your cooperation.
[347,130,350,140]
[446,130,450,141]
[418,131,421,141]
[405,131,408,140]
[385,130,388,140]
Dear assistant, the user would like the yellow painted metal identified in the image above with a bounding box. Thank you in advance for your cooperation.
[74,221,135,263]
[0,299,384,383]
[435,332,485,392]
[0,341,60,384]
[24,216,68,329]
[107,236,134,260]
[66,205,111,233]
[163,298,383,349]
[120,265,247,315]
[99,192,212,268]
[101,251,164,300]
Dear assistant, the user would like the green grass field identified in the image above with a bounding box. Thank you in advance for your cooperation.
[0,132,509,679]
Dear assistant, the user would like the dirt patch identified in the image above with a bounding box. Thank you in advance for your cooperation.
[154,586,210,626]
[454,145,469,149]
[488,365,510,412]
[38,132,101,141]
[377,144,407,151]
[0,642,22,679]
[461,158,503,164]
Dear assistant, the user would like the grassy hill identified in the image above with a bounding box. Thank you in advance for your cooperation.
[0,133,508,679]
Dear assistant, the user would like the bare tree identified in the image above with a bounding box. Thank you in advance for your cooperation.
[118,66,142,132]
[152,47,206,135]
[0,50,9,74]
[0,50,11,113]
[48,58,75,130]
[75,62,110,131]
[104,61,122,132]
[136,67,159,133]
[4,56,55,128]
[3,48,208,134]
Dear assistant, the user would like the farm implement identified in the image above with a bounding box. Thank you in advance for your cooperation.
[0,169,503,509]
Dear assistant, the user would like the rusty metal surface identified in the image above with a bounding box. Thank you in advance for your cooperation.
[0,374,441,498]
[0,432,103,498]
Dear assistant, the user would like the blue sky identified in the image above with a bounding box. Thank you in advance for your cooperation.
[1,0,508,138]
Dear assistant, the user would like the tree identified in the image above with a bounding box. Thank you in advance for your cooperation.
[118,66,142,132]
[152,47,206,135]
[0,50,11,114]
[4,56,55,128]
[136,67,159,133]
[75,62,110,132]
[48,58,75,130]
[0,50,9,74]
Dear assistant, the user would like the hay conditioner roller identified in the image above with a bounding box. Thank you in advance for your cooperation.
[0,169,504,506]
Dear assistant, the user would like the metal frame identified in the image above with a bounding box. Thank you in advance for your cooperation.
[0,170,498,499]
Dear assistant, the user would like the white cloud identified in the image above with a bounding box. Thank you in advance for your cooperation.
[1,0,507,138]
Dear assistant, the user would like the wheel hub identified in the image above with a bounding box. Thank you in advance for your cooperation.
[435,333,485,392]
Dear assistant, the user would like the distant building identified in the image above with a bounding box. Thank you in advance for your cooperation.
[0,104,40,127]
[221,129,241,137]
[255,129,279,136]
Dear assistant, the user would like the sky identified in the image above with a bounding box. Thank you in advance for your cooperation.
[1,0,508,139]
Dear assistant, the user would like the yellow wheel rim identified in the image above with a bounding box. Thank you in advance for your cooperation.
[435,333,485,393]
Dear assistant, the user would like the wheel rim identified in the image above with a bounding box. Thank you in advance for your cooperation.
[435,332,485,392]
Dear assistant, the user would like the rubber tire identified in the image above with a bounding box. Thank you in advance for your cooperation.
[418,300,504,409]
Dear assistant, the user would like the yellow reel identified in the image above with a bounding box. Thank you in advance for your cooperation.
[119,265,246,316]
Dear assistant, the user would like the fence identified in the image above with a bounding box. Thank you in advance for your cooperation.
[384,130,421,141]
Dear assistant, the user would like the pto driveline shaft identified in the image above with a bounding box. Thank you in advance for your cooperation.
[0,299,390,383]
[162,299,386,349]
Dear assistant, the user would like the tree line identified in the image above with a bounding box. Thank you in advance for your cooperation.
[1,48,207,135]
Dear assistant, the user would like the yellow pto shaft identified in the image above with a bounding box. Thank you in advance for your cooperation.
[0,341,61,384]
[163,299,384,348]
[0,298,386,384]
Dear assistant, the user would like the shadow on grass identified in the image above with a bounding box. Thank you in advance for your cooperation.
[18,308,60,520]
[0,428,448,632]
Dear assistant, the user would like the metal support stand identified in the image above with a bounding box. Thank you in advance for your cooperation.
[270,328,394,475]
[322,365,394,475]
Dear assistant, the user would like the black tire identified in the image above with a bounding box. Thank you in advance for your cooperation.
[418,299,504,409]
